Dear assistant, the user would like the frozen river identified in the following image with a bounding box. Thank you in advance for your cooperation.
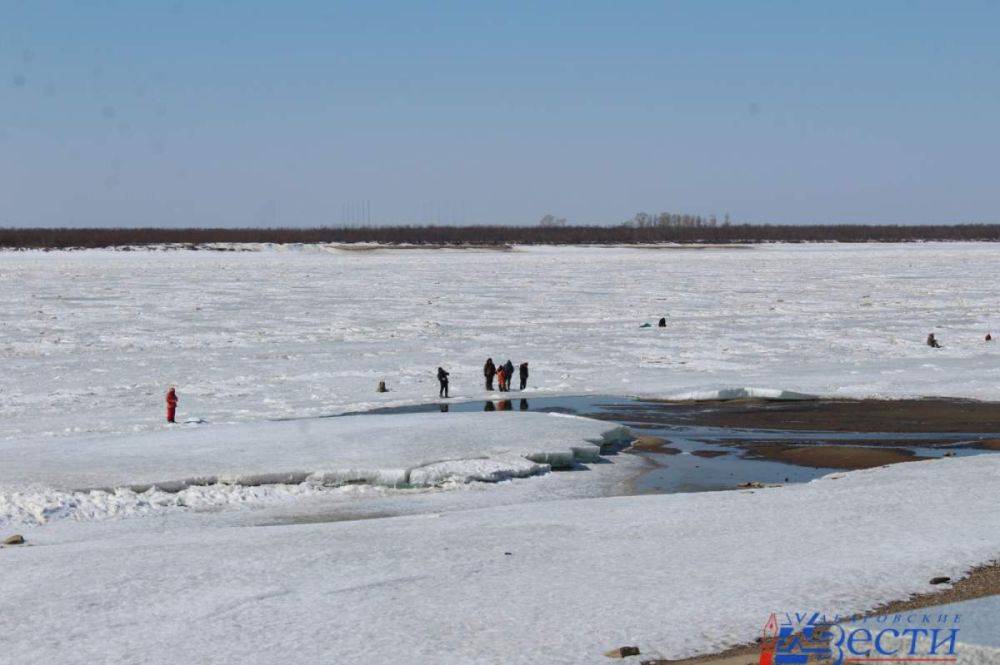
[4,242,1000,443]
[4,243,1000,664]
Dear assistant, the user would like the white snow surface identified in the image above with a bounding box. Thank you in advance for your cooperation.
[4,244,1000,663]
[5,243,1000,443]
[3,454,1000,665]
[0,411,627,526]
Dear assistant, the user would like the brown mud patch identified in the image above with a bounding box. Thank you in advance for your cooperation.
[628,436,681,454]
[733,442,928,469]
[641,398,1000,434]
[690,450,730,459]
[592,400,1000,458]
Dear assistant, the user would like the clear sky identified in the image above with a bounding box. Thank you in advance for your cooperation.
[2,1,998,227]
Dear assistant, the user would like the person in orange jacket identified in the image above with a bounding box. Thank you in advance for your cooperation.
[496,366,507,392]
[166,386,178,423]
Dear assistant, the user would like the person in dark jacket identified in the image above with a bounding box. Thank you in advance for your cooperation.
[484,358,496,390]
[927,333,941,348]
[518,362,529,391]
[437,367,450,397]
[504,360,514,388]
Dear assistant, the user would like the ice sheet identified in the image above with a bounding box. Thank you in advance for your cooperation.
[5,243,1000,442]
[0,411,628,526]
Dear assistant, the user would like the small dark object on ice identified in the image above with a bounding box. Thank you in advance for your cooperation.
[927,333,941,348]
[987,332,993,341]
[930,576,951,585]
[639,322,651,328]
[377,380,388,393]
[3,534,25,545]
[605,646,640,659]
[658,317,666,327]
[504,552,512,556]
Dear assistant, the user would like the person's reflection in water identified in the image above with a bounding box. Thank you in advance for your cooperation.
[484,401,496,412]
[498,400,513,411]
[439,403,450,413]
[519,399,529,411]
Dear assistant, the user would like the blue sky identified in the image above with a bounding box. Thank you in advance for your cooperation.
[2,1,998,226]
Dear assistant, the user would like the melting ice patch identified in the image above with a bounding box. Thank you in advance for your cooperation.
[661,386,819,401]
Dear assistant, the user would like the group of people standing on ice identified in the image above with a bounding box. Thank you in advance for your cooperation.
[483,358,528,392]
[435,358,529,398]
[165,359,530,422]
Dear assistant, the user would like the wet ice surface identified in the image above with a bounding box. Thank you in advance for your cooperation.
[626,424,994,493]
[330,394,1000,497]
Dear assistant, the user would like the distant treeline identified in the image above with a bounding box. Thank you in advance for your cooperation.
[3,224,1000,249]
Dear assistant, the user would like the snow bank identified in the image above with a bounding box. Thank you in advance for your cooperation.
[0,412,629,526]
[0,481,380,526]
[4,454,1000,664]
[661,386,819,401]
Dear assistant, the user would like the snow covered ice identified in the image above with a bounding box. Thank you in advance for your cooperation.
[4,454,1000,664]
[5,243,1000,442]
[3,243,1000,663]
[0,411,628,526]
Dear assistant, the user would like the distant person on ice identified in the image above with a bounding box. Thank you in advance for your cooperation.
[166,386,178,423]
[519,362,529,390]
[987,333,993,342]
[484,358,496,390]
[927,333,941,348]
[437,367,450,398]
[504,360,515,389]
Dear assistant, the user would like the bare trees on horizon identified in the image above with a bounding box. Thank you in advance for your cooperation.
[3,222,1000,249]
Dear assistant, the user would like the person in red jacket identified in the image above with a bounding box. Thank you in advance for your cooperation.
[496,366,507,392]
[166,387,178,423]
